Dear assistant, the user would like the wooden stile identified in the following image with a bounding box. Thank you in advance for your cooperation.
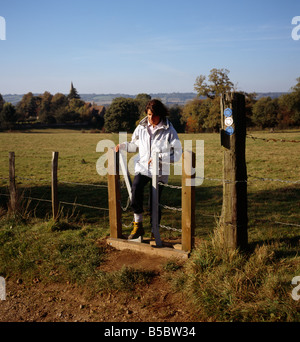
[9,152,17,212]
[181,151,195,252]
[51,152,59,221]
[107,148,122,238]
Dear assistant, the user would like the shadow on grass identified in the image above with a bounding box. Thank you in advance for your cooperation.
[0,182,299,247]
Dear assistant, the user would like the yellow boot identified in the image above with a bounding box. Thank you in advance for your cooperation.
[128,222,144,240]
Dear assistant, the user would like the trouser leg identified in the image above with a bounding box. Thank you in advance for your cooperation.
[131,173,151,215]
[149,181,164,225]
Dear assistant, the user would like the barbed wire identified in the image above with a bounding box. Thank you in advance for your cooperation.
[0,193,109,211]
[59,201,109,211]
[59,180,108,188]
[1,173,299,188]
[15,176,50,183]
[158,182,182,189]
[194,175,300,185]
[159,203,182,212]
[253,218,300,228]
[247,134,300,143]
[159,224,181,232]
[0,176,109,188]
[0,192,298,230]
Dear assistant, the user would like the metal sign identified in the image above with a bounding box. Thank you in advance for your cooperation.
[225,126,234,136]
[224,108,232,117]
[225,117,233,126]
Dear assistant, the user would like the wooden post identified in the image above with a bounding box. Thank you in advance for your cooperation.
[220,92,248,250]
[51,152,59,221]
[181,151,195,252]
[9,152,17,213]
[151,152,162,247]
[107,148,122,239]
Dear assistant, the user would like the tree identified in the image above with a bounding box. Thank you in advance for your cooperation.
[38,91,53,123]
[242,92,257,127]
[203,97,221,132]
[104,97,140,133]
[135,93,151,119]
[56,98,83,123]
[291,76,300,93]
[278,77,300,126]
[194,68,234,99]
[16,92,38,119]
[52,93,68,109]
[0,94,5,112]
[182,98,211,132]
[67,82,80,100]
[0,102,17,129]
[252,97,279,128]
[168,105,185,133]
[44,93,68,124]
[182,99,204,133]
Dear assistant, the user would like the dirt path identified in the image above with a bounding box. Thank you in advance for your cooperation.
[0,246,196,322]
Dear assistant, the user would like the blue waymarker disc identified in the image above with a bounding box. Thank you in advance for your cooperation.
[225,126,234,136]
[224,108,232,117]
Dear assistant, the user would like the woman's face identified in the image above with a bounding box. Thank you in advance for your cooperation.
[147,109,160,126]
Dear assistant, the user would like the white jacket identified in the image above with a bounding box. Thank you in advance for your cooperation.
[124,116,182,183]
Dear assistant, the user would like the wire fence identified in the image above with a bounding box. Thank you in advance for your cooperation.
[0,133,299,233]
[1,169,299,231]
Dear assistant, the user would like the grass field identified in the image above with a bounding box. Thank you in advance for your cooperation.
[0,128,299,238]
[0,128,300,321]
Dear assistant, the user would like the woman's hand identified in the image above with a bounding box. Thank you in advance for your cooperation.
[115,143,126,152]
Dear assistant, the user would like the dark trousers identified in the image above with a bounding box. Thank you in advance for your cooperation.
[131,173,164,224]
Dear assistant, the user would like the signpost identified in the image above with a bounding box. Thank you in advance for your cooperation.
[220,93,248,251]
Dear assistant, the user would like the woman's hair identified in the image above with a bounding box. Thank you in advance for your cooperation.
[145,99,168,120]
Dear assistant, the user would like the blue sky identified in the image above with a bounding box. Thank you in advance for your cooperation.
[0,0,300,95]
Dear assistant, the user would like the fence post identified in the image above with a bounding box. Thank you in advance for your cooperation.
[51,152,59,221]
[181,151,195,252]
[152,152,162,247]
[220,92,248,250]
[9,152,17,213]
[107,148,122,239]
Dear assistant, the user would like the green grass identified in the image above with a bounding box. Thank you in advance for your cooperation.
[0,128,300,321]
[170,223,300,322]
[0,215,156,294]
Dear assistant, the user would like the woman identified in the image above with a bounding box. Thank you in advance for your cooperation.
[116,99,182,240]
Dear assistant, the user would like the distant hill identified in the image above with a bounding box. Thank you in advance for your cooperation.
[3,92,288,106]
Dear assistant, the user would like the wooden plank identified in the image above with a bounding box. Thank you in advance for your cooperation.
[107,238,189,260]
[151,152,162,247]
[9,152,17,213]
[181,151,195,252]
[119,150,132,201]
[51,152,59,221]
[107,148,122,239]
